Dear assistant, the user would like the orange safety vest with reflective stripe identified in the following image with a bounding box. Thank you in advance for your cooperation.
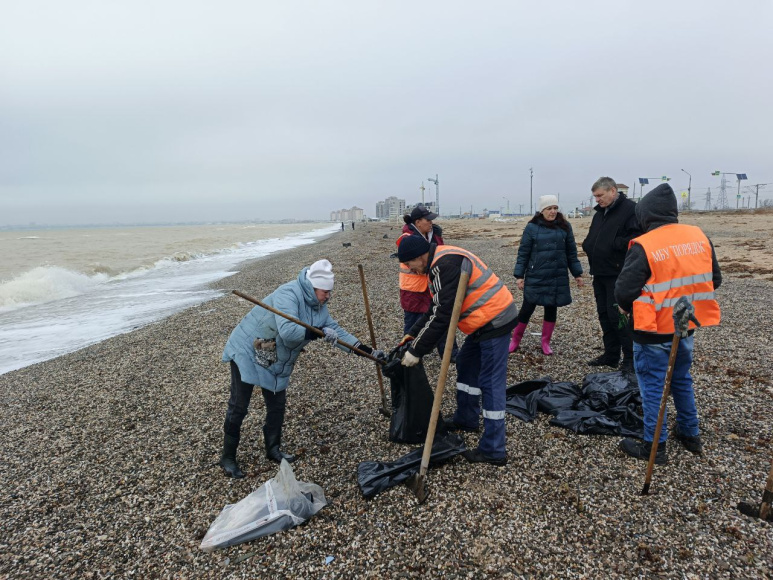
[629,224,720,333]
[396,233,430,293]
[430,246,513,335]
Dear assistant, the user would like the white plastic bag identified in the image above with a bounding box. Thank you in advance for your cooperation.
[200,459,327,552]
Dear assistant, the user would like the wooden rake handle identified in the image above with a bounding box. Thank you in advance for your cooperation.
[417,270,470,479]
[232,290,384,365]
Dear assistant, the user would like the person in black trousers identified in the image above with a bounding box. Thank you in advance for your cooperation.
[581,177,641,373]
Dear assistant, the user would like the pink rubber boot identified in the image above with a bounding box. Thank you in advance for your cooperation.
[508,322,528,353]
[541,321,556,355]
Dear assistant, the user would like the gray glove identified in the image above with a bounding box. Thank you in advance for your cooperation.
[372,349,387,362]
[321,327,338,345]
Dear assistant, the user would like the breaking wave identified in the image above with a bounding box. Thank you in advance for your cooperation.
[0,266,110,311]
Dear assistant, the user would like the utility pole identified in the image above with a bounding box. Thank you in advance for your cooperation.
[750,183,769,209]
[681,169,692,211]
[419,181,425,205]
[529,167,534,215]
[427,174,439,216]
[518,203,523,215]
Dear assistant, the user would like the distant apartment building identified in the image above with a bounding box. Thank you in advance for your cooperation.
[330,207,364,222]
[405,201,438,215]
[375,196,406,220]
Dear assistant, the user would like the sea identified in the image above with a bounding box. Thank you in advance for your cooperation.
[0,222,339,375]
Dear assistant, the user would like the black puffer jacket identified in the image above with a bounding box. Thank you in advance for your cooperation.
[513,214,583,307]
[581,192,641,276]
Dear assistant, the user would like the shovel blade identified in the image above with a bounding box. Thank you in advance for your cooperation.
[379,407,391,418]
[405,473,429,504]
[640,482,651,496]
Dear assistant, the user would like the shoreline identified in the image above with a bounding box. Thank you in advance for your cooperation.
[1,217,771,577]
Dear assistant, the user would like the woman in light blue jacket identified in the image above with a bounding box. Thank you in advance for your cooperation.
[219,259,382,478]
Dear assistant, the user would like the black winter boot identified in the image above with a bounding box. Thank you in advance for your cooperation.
[587,354,619,367]
[619,438,667,465]
[262,388,296,463]
[264,425,296,463]
[219,434,245,478]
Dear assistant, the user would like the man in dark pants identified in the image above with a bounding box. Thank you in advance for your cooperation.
[581,177,641,372]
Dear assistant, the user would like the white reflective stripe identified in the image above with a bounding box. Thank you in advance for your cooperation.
[642,272,713,294]
[456,382,482,396]
[482,409,506,420]
[635,292,716,311]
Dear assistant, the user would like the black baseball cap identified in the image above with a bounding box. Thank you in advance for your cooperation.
[409,206,438,221]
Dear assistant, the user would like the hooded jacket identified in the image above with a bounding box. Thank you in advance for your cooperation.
[222,267,358,392]
[397,222,445,312]
[614,183,722,344]
[581,192,641,277]
[513,213,583,307]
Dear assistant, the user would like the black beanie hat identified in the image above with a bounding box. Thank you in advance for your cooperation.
[397,235,431,263]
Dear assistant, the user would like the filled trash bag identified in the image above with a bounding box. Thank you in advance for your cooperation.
[382,345,448,444]
[357,433,466,499]
[200,459,327,552]
[505,371,643,437]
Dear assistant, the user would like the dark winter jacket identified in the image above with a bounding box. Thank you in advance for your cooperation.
[407,245,518,356]
[513,214,583,307]
[398,223,445,312]
[614,183,722,344]
[581,192,641,277]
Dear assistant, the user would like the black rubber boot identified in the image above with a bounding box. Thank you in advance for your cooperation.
[219,433,245,478]
[262,389,296,463]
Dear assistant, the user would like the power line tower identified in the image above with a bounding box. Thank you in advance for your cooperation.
[704,187,712,210]
[716,174,728,209]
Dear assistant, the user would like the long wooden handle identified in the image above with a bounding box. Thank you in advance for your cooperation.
[642,333,681,494]
[417,270,470,478]
[357,265,388,408]
[760,456,773,520]
[232,290,384,365]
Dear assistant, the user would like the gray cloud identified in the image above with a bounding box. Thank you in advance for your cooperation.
[2,1,772,225]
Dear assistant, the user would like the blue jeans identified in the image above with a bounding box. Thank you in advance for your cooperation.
[634,335,698,443]
[454,333,509,457]
[403,310,459,358]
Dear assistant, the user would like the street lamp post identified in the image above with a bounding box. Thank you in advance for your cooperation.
[529,167,534,215]
[681,169,692,211]
[502,196,510,214]
[427,175,439,216]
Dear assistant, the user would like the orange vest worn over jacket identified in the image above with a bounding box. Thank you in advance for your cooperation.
[430,246,513,335]
[630,224,720,334]
[396,233,430,293]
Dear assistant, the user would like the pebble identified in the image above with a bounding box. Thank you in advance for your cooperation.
[0,215,771,577]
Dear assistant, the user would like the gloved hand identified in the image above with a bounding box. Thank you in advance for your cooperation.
[304,327,321,340]
[398,334,414,347]
[401,351,420,367]
[372,349,387,362]
[321,327,338,345]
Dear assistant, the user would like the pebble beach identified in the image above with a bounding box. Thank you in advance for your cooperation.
[1,213,772,578]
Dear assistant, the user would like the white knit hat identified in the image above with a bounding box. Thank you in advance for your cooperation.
[539,195,559,212]
[306,259,335,290]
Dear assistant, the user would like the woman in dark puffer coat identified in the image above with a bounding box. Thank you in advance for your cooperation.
[510,195,584,354]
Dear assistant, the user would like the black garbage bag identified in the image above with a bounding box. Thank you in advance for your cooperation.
[382,346,448,444]
[505,371,643,437]
[504,377,551,421]
[357,433,466,499]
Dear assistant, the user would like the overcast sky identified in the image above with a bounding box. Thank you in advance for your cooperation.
[2,1,771,226]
